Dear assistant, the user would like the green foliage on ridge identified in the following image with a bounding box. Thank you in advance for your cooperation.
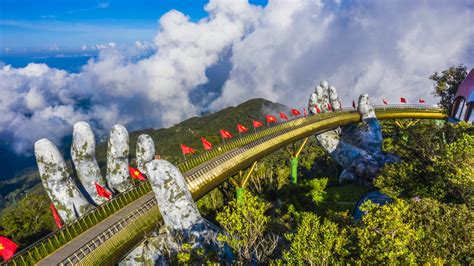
[216,190,276,263]
[283,212,347,265]
[376,121,474,206]
[0,192,54,247]
[430,64,468,114]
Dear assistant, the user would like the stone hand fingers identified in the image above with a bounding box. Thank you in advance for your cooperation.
[34,139,93,223]
[71,121,108,205]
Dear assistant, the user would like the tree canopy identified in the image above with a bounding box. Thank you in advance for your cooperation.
[430,64,468,114]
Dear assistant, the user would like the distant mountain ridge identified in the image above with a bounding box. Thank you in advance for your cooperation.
[0,98,291,212]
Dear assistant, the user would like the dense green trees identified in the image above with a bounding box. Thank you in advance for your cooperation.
[213,118,473,264]
[216,190,278,263]
[430,64,468,114]
[283,212,347,265]
[376,122,473,206]
[407,198,472,264]
[350,200,419,264]
[0,192,54,247]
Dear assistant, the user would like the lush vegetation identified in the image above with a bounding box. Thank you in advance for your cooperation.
[196,120,472,264]
[430,64,468,114]
[0,192,54,247]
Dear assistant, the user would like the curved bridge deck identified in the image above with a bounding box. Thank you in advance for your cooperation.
[5,105,446,265]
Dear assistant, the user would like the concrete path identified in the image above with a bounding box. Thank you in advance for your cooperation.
[37,193,155,265]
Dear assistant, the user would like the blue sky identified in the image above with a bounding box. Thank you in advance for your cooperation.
[0,0,268,52]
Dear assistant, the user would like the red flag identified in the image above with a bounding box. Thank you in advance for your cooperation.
[279,112,289,120]
[400,97,407,103]
[419,98,425,103]
[0,236,18,261]
[253,120,263,128]
[315,105,321,114]
[201,137,212,150]
[50,203,62,229]
[327,103,332,111]
[95,183,111,200]
[304,108,307,117]
[237,124,249,133]
[291,108,301,116]
[352,100,356,109]
[129,166,146,181]
[220,129,233,139]
[383,99,388,105]
[180,144,196,155]
[266,115,278,123]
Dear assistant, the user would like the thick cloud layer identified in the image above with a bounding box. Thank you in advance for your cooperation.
[211,0,474,109]
[1,0,472,154]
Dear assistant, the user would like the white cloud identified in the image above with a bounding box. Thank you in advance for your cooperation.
[135,41,155,50]
[1,0,473,155]
[0,0,260,154]
[211,0,474,109]
[94,42,116,50]
[81,44,88,51]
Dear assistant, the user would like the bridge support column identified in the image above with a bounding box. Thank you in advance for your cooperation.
[395,119,421,142]
[230,161,258,204]
[286,137,309,185]
[290,156,298,185]
[236,187,245,204]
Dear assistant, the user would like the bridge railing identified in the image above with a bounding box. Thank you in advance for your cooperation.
[5,104,442,265]
[57,197,160,265]
[7,181,152,265]
[177,111,339,173]
[176,103,441,173]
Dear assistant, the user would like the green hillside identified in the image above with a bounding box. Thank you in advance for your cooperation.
[98,97,292,167]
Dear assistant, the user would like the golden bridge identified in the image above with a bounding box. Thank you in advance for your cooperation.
[5,104,445,265]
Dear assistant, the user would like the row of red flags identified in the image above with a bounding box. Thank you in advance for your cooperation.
[352,98,426,108]
[180,109,304,155]
[183,97,428,155]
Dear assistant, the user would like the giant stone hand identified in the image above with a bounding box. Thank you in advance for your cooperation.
[35,121,138,223]
[121,160,232,264]
[308,81,398,182]
[35,121,230,264]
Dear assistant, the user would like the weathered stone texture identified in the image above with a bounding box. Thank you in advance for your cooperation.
[107,124,132,193]
[34,139,93,223]
[146,160,202,230]
[71,121,107,205]
[136,134,155,175]
[310,83,398,182]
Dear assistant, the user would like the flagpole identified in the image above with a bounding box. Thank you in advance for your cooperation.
[183,153,186,161]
